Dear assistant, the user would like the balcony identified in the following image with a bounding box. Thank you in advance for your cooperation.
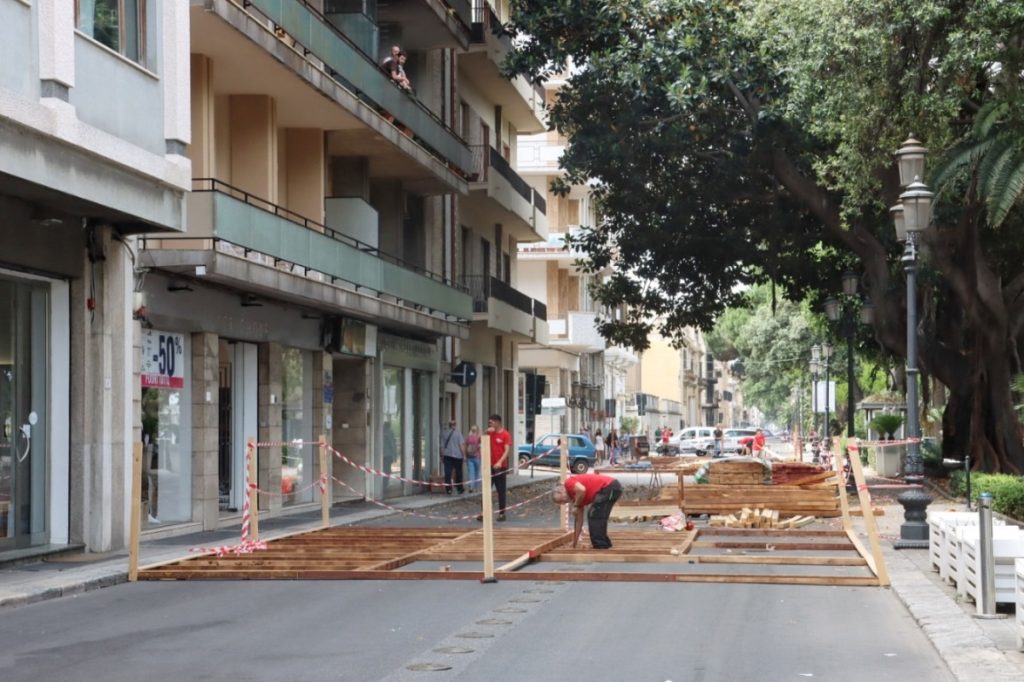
[213,0,473,179]
[459,1,545,133]
[139,180,471,336]
[516,137,566,177]
[549,311,606,353]
[376,0,472,50]
[461,274,547,342]
[464,145,548,241]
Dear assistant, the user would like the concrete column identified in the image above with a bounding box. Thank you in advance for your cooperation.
[189,55,215,178]
[332,358,369,500]
[162,0,191,152]
[229,95,277,202]
[38,0,75,92]
[258,342,283,514]
[284,129,325,222]
[69,226,132,552]
[191,332,220,530]
[312,352,334,505]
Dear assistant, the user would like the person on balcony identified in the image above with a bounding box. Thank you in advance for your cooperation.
[388,51,413,93]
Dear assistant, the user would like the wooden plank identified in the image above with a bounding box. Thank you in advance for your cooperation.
[496,532,573,572]
[481,436,495,581]
[781,471,838,487]
[696,555,867,566]
[128,442,143,582]
[692,541,857,551]
[360,529,481,571]
[846,443,890,586]
[698,528,847,538]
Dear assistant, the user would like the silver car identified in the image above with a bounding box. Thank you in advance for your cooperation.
[721,428,758,455]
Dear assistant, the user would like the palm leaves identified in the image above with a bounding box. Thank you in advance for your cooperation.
[932,100,1024,228]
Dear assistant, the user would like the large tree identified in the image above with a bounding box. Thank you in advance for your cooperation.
[505,0,1024,472]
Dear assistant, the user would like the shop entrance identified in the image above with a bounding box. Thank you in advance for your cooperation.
[0,276,48,549]
[218,340,257,514]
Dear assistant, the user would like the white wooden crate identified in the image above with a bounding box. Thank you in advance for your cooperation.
[1015,558,1024,650]
[937,514,1006,582]
[928,511,983,572]
[962,533,1024,612]
[952,525,1023,599]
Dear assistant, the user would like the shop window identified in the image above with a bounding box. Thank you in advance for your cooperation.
[77,0,146,65]
[382,366,404,497]
[281,349,313,506]
[140,331,191,525]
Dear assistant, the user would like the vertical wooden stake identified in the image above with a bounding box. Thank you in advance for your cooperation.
[833,439,853,533]
[247,438,260,542]
[560,432,569,532]
[319,435,330,529]
[846,441,890,586]
[128,442,143,582]
[480,435,495,582]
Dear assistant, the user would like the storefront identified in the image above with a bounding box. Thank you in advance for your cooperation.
[0,269,70,552]
[376,333,440,499]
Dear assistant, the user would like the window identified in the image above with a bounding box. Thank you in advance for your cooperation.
[77,0,146,64]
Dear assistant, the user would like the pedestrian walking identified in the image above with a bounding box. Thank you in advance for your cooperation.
[594,430,605,465]
[464,425,481,492]
[607,429,619,465]
[552,472,623,549]
[713,423,724,458]
[440,420,465,494]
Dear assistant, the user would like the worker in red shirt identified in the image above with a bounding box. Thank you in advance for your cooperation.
[552,472,623,549]
[486,413,512,522]
[751,429,767,459]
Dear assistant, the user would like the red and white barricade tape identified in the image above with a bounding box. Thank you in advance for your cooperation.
[329,445,543,488]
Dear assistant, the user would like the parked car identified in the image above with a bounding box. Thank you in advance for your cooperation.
[517,434,596,474]
[721,428,758,455]
[666,426,716,455]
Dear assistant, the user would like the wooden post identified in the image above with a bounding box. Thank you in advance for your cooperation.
[846,441,890,586]
[319,435,330,529]
[128,442,143,582]
[560,432,569,531]
[833,439,853,533]
[480,435,496,582]
[247,438,260,542]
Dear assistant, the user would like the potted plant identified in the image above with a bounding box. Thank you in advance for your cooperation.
[869,413,905,476]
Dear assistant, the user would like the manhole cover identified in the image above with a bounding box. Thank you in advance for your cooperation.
[433,646,474,654]
[510,598,541,603]
[493,607,527,613]
[406,663,452,672]
[476,618,512,625]
[524,589,554,594]
[455,632,495,639]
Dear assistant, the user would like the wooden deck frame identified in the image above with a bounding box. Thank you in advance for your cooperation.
[139,449,888,587]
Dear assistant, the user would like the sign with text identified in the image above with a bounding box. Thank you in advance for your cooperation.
[813,380,836,413]
[141,330,185,389]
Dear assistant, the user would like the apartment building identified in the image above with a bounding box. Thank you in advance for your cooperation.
[134,0,484,539]
[454,0,548,440]
[516,76,638,441]
[0,2,190,558]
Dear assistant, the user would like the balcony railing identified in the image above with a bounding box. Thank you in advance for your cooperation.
[460,274,533,315]
[244,0,472,175]
[470,0,511,50]
[532,189,546,213]
[533,299,547,321]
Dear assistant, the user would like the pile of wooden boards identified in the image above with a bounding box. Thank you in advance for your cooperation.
[707,460,766,485]
[678,460,842,517]
[772,462,828,485]
[709,507,817,529]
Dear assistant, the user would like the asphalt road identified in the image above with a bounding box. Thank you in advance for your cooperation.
[0,567,953,682]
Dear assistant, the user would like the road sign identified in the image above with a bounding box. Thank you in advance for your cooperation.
[541,397,567,416]
[451,361,477,388]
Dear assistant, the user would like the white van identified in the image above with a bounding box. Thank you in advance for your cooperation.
[667,427,716,455]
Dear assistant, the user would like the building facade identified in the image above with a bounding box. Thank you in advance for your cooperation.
[0,1,190,557]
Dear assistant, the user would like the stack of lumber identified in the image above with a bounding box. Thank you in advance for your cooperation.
[707,460,766,485]
[680,481,841,517]
[708,507,816,529]
[771,462,830,485]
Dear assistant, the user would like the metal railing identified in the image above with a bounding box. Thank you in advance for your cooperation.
[459,274,533,315]
[244,0,470,173]
[488,147,533,202]
[532,189,546,214]
[469,144,489,182]
[470,0,511,50]
[189,178,464,290]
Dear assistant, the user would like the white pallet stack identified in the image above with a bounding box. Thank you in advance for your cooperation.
[934,513,1005,583]
[929,511,981,573]
[952,525,1023,600]
[1016,558,1024,650]
[961,533,1024,613]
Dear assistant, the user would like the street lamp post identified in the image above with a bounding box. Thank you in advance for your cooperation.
[822,343,833,451]
[894,136,933,483]
[892,135,934,548]
[825,271,864,439]
[810,345,821,440]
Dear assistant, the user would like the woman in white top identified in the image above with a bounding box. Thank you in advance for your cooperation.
[594,430,605,465]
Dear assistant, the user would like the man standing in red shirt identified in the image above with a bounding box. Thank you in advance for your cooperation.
[486,413,512,522]
[751,429,767,459]
[553,472,623,548]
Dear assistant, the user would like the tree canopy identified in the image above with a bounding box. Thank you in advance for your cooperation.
[506,0,1024,472]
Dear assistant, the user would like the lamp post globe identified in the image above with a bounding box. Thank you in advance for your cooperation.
[895,135,928,188]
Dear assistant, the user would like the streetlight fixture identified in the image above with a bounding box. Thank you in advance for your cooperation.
[892,135,935,549]
[894,137,933,483]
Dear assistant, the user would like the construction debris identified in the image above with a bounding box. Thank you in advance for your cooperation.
[708,507,817,529]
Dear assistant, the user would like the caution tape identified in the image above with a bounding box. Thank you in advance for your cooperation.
[329,445,542,488]
[188,538,269,557]
[329,474,554,522]
[847,437,922,449]
[246,472,328,498]
[253,439,322,448]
